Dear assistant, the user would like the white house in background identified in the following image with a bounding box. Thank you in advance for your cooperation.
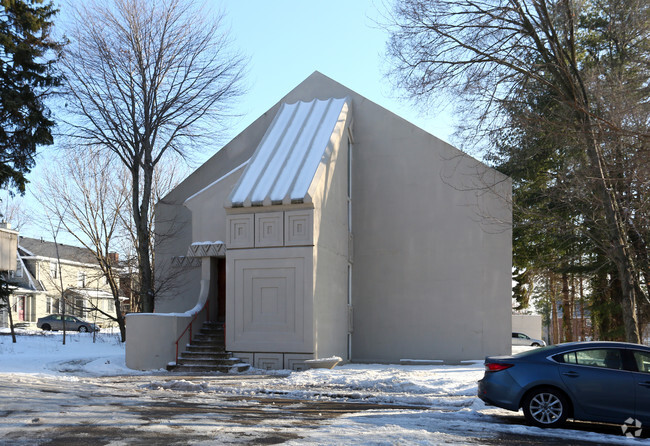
[126,72,512,370]
[0,236,122,329]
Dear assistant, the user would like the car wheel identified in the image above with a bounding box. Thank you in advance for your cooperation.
[78,326,88,333]
[41,324,51,331]
[523,387,569,428]
[532,342,541,347]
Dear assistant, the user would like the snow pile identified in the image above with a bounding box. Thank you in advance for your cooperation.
[144,379,211,392]
[0,330,150,376]
[269,364,483,406]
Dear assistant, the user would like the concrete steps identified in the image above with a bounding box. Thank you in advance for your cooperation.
[167,322,250,374]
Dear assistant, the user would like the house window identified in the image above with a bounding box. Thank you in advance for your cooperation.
[15,262,23,278]
[74,296,85,317]
[29,296,36,321]
[50,262,58,279]
[77,271,86,288]
[46,297,52,314]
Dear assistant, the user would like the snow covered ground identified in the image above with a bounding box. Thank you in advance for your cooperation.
[0,329,647,445]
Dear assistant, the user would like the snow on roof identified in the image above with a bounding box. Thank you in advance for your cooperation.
[19,237,97,264]
[66,288,128,301]
[226,97,350,208]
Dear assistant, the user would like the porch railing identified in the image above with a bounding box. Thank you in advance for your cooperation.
[173,300,210,365]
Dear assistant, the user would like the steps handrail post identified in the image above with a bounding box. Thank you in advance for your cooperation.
[173,299,209,366]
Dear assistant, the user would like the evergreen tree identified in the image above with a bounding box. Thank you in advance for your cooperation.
[0,0,60,193]
[387,0,650,342]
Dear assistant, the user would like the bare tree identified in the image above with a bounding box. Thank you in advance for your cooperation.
[0,279,17,343]
[116,159,189,312]
[42,208,71,345]
[39,150,129,341]
[37,148,189,337]
[60,0,246,312]
[386,0,650,342]
[0,192,33,231]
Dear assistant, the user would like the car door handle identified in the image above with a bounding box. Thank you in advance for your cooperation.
[562,371,579,378]
[638,381,650,388]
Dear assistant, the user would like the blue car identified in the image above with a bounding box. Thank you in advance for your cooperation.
[478,341,650,428]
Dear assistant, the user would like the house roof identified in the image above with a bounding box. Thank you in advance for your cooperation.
[18,237,97,265]
[226,97,350,207]
[66,288,129,301]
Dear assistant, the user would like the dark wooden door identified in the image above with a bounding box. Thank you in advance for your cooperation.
[217,258,226,323]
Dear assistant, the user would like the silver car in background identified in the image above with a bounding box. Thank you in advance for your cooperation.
[478,341,650,428]
[37,314,100,332]
[512,332,546,347]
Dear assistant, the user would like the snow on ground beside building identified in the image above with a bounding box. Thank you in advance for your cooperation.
[0,328,147,376]
[0,330,644,445]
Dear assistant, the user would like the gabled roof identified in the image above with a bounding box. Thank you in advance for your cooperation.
[226,97,351,207]
[18,237,97,265]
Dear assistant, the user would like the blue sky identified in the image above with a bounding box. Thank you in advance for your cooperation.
[16,0,456,241]
[221,0,455,147]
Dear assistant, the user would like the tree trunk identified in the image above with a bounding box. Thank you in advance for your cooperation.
[550,274,559,344]
[4,289,16,343]
[107,274,126,342]
[582,125,640,343]
[561,273,572,342]
[579,277,585,341]
[133,155,155,313]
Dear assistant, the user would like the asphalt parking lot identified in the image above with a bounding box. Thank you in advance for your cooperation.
[0,373,642,445]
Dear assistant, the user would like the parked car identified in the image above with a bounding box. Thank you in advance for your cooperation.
[512,332,546,347]
[478,341,650,428]
[37,314,100,333]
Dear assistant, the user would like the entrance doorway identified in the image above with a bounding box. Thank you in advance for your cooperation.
[217,258,225,324]
[209,257,226,325]
[17,296,25,321]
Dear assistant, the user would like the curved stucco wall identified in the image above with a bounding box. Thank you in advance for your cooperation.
[125,313,192,370]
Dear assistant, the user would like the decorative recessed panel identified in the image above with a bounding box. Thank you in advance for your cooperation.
[187,241,226,258]
[226,248,313,353]
[227,214,254,249]
[285,210,313,246]
[255,212,283,247]
[171,256,201,268]
[254,353,282,370]
[232,352,253,365]
[243,267,295,333]
[285,354,314,371]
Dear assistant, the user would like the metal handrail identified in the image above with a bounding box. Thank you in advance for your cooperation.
[174,300,210,365]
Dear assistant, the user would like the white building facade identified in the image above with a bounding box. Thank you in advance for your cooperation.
[126,72,512,370]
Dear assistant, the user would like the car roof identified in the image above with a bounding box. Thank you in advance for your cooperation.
[553,341,650,349]
[534,341,650,356]
[489,341,650,361]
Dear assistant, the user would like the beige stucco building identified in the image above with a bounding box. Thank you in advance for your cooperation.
[126,72,512,370]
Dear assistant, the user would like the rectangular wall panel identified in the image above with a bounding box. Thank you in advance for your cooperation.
[227,214,254,248]
[284,354,314,371]
[255,212,284,247]
[285,210,313,246]
[254,353,283,370]
[226,247,313,353]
